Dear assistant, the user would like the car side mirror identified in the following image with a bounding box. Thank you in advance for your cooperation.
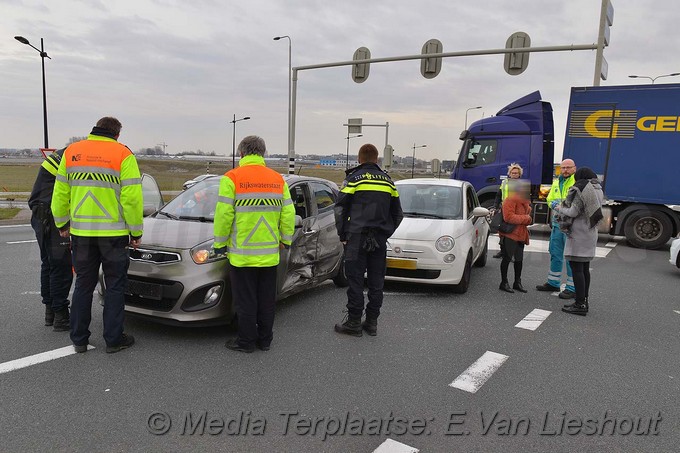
[294,215,303,228]
[143,205,157,217]
[471,206,490,218]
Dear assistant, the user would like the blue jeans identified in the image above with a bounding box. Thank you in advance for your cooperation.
[70,236,129,347]
[548,225,575,292]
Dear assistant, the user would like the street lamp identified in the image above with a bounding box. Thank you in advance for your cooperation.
[231,115,251,169]
[15,36,51,149]
[273,36,292,173]
[464,106,482,130]
[628,73,680,84]
[345,134,363,169]
[411,143,427,178]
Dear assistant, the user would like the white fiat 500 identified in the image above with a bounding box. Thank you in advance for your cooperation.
[386,178,490,293]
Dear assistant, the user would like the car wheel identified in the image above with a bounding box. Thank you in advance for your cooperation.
[474,235,488,268]
[332,255,349,287]
[453,251,473,294]
[623,209,672,249]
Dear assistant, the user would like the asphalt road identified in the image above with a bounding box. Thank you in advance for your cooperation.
[0,224,678,453]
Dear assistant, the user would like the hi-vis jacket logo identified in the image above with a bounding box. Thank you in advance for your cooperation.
[71,154,82,161]
[568,109,680,139]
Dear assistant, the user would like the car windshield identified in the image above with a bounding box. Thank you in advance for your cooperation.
[158,177,220,222]
[398,184,463,220]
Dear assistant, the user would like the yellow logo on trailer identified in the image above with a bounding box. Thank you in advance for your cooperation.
[568,109,680,139]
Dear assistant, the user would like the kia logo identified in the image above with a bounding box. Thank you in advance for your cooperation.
[141,253,153,260]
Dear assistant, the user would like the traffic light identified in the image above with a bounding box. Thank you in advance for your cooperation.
[352,47,371,83]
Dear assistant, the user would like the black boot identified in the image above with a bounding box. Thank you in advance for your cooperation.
[44,305,54,326]
[564,297,589,310]
[562,300,588,316]
[499,281,514,293]
[512,280,528,293]
[53,308,70,332]
[493,251,503,259]
[362,317,378,336]
[334,314,363,337]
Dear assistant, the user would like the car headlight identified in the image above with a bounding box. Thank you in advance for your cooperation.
[435,236,455,252]
[190,239,227,264]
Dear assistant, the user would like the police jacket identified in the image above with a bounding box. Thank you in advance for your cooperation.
[334,162,403,241]
[51,128,144,238]
[29,148,65,211]
[213,154,296,268]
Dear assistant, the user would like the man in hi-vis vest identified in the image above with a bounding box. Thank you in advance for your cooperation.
[51,117,143,354]
[213,135,295,353]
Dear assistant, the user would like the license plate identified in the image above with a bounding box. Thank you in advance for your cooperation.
[386,257,417,270]
[125,280,162,300]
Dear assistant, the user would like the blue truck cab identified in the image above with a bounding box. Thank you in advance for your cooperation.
[453,84,680,249]
[452,91,555,223]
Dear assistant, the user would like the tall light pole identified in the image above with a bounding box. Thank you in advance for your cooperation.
[273,35,292,173]
[231,115,250,169]
[464,106,482,130]
[15,36,51,149]
[411,143,427,178]
[628,73,680,84]
[345,134,363,169]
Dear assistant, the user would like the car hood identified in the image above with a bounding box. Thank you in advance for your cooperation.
[391,217,470,241]
[141,217,214,249]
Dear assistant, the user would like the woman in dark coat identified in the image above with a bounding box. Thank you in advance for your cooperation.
[553,167,604,315]
[498,179,532,293]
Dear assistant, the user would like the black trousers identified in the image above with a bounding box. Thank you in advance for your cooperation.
[500,237,524,283]
[70,236,129,347]
[568,261,591,303]
[230,265,277,349]
[344,231,388,320]
[30,210,73,311]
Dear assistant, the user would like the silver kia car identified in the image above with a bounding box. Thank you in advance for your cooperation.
[100,174,347,325]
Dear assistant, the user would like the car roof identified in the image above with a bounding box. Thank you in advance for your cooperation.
[197,173,339,189]
[396,178,467,188]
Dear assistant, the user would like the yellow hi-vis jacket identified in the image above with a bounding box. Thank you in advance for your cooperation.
[51,134,144,237]
[546,174,575,225]
[213,154,295,267]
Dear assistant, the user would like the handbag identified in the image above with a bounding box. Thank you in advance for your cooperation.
[498,218,516,234]
[489,209,503,234]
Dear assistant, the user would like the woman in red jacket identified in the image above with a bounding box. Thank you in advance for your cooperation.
[499,179,533,293]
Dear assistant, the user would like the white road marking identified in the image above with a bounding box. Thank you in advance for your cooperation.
[373,439,419,453]
[6,239,37,244]
[515,309,552,331]
[0,345,95,375]
[488,236,613,258]
[605,241,618,248]
[0,224,31,228]
[21,291,41,295]
[450,351,509,394]
[674,310,680,315]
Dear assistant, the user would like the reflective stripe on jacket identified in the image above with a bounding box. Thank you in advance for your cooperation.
[213,154,295,267]
[28,148,65,210]
[51,134,143,237]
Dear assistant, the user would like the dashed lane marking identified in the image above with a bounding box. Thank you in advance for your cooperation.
[674,310,680,315]
[6,239,37,244]
[0,224,31,228]
[0,345,95,375]
[515,309,552,331]
[450,351,509,394]
[373,439,419,453]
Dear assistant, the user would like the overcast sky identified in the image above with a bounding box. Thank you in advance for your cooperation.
[2,0,679,162]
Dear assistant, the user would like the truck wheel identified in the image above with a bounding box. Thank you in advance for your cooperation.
[623,210,673,249]
[453,252,473,294]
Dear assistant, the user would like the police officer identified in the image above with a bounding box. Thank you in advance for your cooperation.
[213,136,295,353]
[536,158,576,298]
[334,143,403,337]
[28,148,73,331]
[51,117,143,354]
